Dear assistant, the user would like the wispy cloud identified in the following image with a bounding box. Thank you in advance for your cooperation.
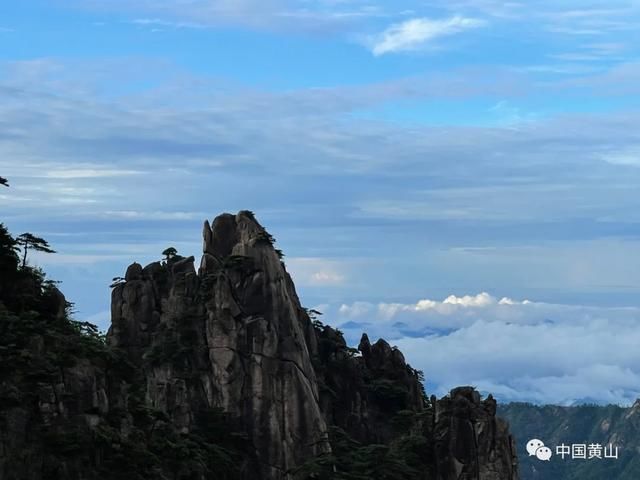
[71,0,640,62]
[601,148,640,166]
[130,18,206,30]
[45,168,144,179]
[102,210,208,220]
[369,16,486,56]
[287,257,347,286]
[3,58,640,225]
[82,0,383,32]
[29,251,133,266]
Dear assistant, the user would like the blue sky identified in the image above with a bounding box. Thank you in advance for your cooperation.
[2,0,640,405]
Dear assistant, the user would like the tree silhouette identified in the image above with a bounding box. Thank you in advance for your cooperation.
[0,224,20,289]
[110,276,125,288]
[0,176,8,187]
[0,224,18,259]
[162,247,178,261]
[16,233,56,268]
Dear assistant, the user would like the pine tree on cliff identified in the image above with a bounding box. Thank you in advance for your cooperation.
[162,246,178,261]
[16,233,56,268]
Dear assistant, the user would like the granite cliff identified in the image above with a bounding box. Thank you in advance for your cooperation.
[108,212,331,479]
[0,212,519,480]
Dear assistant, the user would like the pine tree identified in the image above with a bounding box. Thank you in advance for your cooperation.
[16,233,56,268]
[162,247,178,261]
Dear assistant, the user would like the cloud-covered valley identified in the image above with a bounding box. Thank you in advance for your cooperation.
[329,292,640,405]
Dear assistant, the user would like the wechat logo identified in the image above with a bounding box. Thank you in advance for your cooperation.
[526,439,553,461]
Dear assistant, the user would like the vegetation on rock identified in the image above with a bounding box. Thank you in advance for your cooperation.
[0,184,249,479]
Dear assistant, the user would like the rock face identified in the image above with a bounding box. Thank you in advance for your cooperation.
[0,211,520,480]
[312,324,518,480]
[434,387,519,480]
[313,329,426,444]
[0,283,122,480]
[108,211,330,479]
[0,352,110,479]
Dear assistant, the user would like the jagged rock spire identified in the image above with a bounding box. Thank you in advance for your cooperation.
[110,211,330,480]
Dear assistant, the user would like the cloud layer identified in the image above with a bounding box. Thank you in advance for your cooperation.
[3,59,640,322]
[332,293,640,405]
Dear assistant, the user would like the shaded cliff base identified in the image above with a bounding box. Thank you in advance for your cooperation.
[0,212,519,480]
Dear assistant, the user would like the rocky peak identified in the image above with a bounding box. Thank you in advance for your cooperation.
[108,212,329,479]
[361,336,408,371]
[434,387,518,480]
[202,210,266,257]
[358,332,371,355]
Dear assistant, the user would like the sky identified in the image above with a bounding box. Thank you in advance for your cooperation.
[2,0,640,406]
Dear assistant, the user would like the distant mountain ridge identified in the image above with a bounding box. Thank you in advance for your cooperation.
[499,401,640,480]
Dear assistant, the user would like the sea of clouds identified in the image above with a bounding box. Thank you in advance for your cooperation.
[329,292,640,406]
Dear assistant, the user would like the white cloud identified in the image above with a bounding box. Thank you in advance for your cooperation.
[338,292,535,329]
[339,301,373,317]
[287,257,347,286]
[332,293,640,405]
[394,319,640,405]
[344,292,528,321]
[442,292,494,306]
[310,271,345,284]
[370,16,486,56]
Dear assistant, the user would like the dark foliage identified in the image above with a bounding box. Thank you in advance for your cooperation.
[162,247,178,261]
[294,425,433,480]
[0,221,248,480]
[253,230,276,246]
